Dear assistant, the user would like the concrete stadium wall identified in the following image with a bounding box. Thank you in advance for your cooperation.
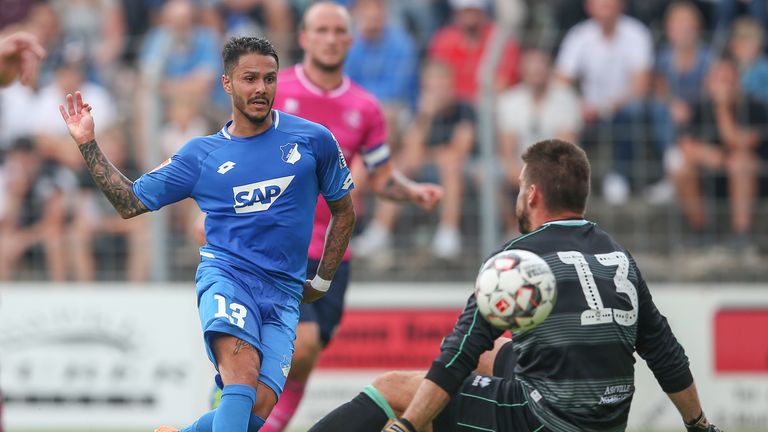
[1,283,766,431]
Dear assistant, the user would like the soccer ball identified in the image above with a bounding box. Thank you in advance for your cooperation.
[475,249,557,331]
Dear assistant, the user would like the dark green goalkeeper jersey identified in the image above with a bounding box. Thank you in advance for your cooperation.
[425,219,693,432]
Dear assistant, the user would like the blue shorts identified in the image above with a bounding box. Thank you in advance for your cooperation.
[299,259,350,346]
[196,260,300,398]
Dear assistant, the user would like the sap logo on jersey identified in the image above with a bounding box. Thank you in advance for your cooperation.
[233,175,295,214]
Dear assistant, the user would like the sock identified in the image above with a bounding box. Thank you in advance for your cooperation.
[261,379,306,432]
[307,386,393,432]
[181,411,215,432]
[248,414,266,432]
[213,384,257,432]
[180,401,264,432]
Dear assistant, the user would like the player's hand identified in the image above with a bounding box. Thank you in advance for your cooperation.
[382,418,416,432]
[686,424,721,432]
[410,183,443,210]
[0,31,46,87]
[301,279,327,304]
[685,412,722,432]
[59,91,95,145]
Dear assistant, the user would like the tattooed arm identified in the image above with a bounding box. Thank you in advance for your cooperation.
[78,139,148,219]
[318,193,356,279]
[59,92,148,219]
[302,193,355,304]
[368,161,443,210]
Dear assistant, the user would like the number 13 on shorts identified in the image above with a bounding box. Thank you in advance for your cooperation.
[213,294,248,328]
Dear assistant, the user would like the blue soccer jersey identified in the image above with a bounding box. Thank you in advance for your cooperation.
[133,111,354,299]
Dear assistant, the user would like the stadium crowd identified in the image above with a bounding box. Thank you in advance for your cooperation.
[0,0,766,281]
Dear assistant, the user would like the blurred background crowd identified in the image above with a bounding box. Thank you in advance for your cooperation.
[0,0,766,283]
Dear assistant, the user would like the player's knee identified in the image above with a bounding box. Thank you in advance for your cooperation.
[371,371,422,412]
[219,359,260,388]
[289,341,322,384]
[371,372,399,410]
[253,382,278,419]
[214,338,262,387]
[372,371,398,393]
[292,323,323,366]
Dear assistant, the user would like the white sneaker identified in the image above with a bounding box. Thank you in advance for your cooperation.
[602,172,630,205]
[432,225,461,260]
[352,222,392,258]
[663,146,683,174]
[644,178,675,205]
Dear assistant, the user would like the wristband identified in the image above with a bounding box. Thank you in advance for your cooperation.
[398,418,416,432]
[685,411,707,428]
[310,274,331,292]
[386,418,416,432]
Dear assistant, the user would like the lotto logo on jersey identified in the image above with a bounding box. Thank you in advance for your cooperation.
[232,175,295,214]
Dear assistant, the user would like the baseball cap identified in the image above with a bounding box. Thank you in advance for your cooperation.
[449,0,488,10]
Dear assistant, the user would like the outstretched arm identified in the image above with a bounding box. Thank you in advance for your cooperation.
[59,92,148,219]
[302,193,355,304]
[368,162,443,210]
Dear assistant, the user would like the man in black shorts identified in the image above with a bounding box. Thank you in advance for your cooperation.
[309,139,721,432]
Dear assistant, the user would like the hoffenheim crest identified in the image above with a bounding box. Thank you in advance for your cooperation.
[280,143,302,164]
[280,355,291,377]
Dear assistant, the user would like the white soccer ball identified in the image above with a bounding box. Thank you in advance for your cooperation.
[474,249,557,331]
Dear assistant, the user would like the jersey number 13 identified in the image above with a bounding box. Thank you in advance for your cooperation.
[557,251,638,327]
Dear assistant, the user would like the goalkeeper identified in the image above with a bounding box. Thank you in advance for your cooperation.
[309,139,721,432]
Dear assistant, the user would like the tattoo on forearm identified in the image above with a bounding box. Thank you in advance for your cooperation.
[378,172,413,202]
[318,194,355,280]
[233,339,255,356]
[78,139,148,219]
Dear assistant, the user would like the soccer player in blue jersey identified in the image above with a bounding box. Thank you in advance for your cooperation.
[58,36,356,432]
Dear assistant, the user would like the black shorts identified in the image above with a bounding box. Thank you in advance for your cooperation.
[433,341,549,432]
[299,259,351,346]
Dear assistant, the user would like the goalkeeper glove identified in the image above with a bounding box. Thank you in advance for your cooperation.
[685,412,722,432]
[382,418,416,432]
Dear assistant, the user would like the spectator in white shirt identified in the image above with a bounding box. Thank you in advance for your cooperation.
[32,51,148,281]
[556,0,653,204]
[497,49,582,232]
[33,50,118,168]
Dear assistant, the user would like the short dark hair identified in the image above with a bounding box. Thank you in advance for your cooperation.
[521,139,591,214]
[222,36,279,76]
